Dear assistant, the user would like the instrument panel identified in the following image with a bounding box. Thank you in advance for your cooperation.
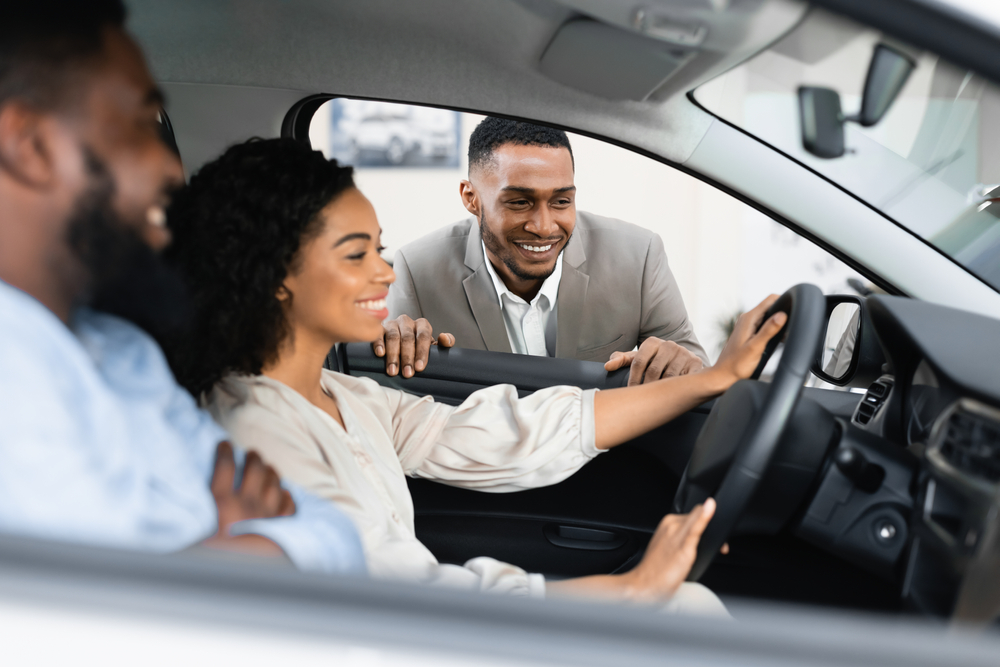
[831,295,1000,618]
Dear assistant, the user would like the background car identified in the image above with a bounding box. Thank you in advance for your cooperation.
[321,99,462,167]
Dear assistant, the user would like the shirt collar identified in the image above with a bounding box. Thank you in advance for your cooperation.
[481,242,563,309]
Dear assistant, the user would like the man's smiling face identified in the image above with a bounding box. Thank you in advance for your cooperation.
[0,18,185,324]
[461,143,576,299]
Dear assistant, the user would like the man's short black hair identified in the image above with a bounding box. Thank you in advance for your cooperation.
[468,117,574,173]
[0,1,127,111]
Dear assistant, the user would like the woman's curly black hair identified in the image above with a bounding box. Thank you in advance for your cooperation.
[163,137,355,397]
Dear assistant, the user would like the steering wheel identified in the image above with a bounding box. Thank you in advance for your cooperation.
[673,283,826,581]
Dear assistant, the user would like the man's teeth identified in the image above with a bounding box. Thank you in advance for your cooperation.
[358,298,387,310]
[146,206,166,228]
[518,243,552,253]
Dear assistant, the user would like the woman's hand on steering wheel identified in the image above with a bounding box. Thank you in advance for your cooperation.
[621,499,718,603]
[712,295,788,386]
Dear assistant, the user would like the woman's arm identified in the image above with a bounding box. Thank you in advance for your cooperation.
[594,296,787,450]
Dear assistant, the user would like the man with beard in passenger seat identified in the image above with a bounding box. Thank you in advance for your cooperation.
[379,118,709,386]
[0,1,364,573]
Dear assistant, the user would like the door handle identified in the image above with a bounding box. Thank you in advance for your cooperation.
[544,524,628,551]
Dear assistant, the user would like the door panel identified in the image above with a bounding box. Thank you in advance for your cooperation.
[335,343,863,577]
[409,446,676,577]
[415,517,645,578]
[336,343,684,575]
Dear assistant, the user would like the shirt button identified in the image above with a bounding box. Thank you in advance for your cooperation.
[391,512,401,523]
[355,452,371,466]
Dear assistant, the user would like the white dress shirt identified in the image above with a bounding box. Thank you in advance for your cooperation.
[208,370,601,597]
[482,243,562,356]
[0,280,365,575]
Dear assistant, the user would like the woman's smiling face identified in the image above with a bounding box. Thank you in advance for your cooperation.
[280,187,395,346]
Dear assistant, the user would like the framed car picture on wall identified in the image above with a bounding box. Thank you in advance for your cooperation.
[314,99,461,168]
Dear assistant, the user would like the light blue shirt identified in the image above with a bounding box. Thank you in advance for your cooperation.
[0,280,365,575]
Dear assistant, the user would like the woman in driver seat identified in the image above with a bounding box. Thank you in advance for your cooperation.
[163,138,784,613]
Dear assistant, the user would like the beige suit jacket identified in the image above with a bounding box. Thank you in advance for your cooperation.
[387,211,708,364]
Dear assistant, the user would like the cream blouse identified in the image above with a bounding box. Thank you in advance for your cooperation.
[207,370,601,597]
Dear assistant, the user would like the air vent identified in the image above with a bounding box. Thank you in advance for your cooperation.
[938,409,1000,483]
[855,379,893,425]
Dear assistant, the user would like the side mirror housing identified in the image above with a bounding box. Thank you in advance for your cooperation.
[811,295,885,387]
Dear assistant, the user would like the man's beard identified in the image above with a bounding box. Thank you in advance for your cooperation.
[65,149,191,342]
[479,210,567,282]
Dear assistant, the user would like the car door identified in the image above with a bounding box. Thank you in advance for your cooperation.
[328,342,696,578]
[332,342,868,584]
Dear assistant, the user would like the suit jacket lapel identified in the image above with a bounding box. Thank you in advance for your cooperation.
[556,228,589,357]
[462,221,513,353]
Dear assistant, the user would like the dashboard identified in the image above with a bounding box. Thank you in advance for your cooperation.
[796,295,1000,619]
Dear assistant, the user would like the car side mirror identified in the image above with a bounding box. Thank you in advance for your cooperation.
[798,44,915,159]
[811,295,885,387]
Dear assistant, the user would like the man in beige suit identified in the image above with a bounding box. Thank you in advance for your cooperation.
[379,118,707,385]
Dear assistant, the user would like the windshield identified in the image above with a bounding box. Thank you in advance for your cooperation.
[694,9,1000,292]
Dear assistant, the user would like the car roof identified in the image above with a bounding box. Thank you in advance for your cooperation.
[128,0,807,164]
[129,0,1000,163]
